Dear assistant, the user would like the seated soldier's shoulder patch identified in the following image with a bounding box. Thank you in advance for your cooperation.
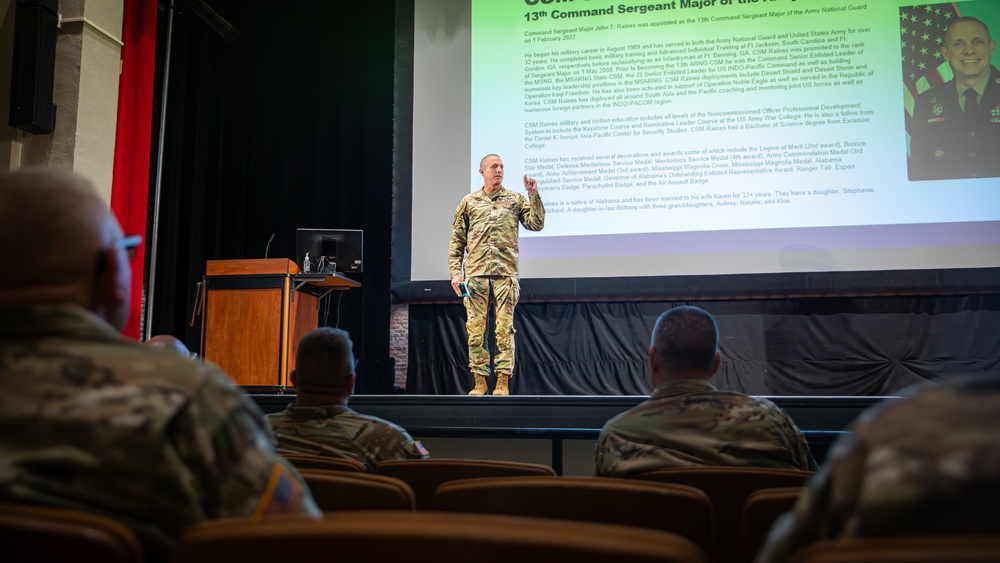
[253,463,308,518]
[415,441,429,456]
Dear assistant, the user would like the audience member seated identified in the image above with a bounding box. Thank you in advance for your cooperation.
[754,374,1000,563]
[269,327,429,471]
[595,306,817,477]
[0,169,319,563]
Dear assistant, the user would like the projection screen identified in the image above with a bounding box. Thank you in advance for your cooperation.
[402,0,1000,298]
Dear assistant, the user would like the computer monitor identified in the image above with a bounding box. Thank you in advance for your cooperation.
[295,228,363,274]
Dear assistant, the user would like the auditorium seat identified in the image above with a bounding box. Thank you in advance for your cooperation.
[631,466,815,563]
[279,452,366,472]
[175,510,711,563]
[374,458,556,509]
[0,501,143,563]
[742,487,803,563]
[788,536,1000,563]
[297,469,415,511]
[434,475,713,557]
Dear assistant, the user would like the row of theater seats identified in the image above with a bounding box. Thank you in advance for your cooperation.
[3,454,1000,563]
[294,457,804,563]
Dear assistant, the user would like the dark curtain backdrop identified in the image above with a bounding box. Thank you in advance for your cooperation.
[149,0,395,392]
[407,296,1000,396]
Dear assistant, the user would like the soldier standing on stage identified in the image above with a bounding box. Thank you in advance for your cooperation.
[449,154,545,396]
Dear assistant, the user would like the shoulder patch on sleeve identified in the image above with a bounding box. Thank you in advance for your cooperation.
[415,441,429,456]
[253,463,308,518]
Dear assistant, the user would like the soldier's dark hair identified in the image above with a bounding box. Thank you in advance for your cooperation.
[651,306,719,374]
[294,327,355,392]
[945,16,991,43]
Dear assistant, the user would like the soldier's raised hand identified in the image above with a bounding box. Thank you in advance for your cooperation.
[523,175,538,196]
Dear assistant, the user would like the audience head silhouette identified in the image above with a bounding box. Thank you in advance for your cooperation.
[0,168,132,330]
[292,327,356,406]
[650,305,721,384]
[146,334,192,357]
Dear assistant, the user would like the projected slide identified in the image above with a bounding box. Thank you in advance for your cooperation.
[410,0,1000,282]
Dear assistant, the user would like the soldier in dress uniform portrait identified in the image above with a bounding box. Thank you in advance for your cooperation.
[909,16,1000,180]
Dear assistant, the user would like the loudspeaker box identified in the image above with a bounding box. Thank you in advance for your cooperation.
[9,0,59,134]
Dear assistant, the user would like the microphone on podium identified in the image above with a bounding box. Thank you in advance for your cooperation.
[264,233,276,258]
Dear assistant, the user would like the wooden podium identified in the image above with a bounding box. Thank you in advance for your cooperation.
[198,259,360,386]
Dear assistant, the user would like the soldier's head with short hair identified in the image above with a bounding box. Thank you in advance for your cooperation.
[649,306,721,385]
[479,153,504,194]
[941,16,995,87]
[146,334,193,357]
[0,168,133,331]
[291,327,357,406]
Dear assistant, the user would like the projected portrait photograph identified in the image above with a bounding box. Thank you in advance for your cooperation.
[902,1,1000,181]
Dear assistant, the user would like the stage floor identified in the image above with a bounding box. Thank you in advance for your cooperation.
[252,391,881,431]
[250,392,882,472]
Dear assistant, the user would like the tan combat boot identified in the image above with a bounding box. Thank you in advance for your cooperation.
[468,375,488,396]
[493,374,510,396]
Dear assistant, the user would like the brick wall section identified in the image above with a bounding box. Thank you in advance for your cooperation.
[389,304,409,389]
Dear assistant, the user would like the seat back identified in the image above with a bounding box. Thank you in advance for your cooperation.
[374,458,556,509]
[434,475,713,556]
[176,510,711,563]
[297,469,415,511]
[742,487,803,563]
[632,466,814,563]
[280,452,366,472]
[789,536,1000,563]
[0,502,144,563]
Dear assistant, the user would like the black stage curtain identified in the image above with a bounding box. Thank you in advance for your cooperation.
[407,296,1000,396]
[148,0,395,392]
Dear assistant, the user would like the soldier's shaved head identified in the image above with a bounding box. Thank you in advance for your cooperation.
[146,334,192,357]
[941,17,995,88]
[480,153,500,169]
[944,16,991,44]
[0,168,131,329]
[479,154,504,194]
[291,327,356,404]
[649,306,721,382]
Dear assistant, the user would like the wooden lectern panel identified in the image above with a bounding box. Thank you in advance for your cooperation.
[204,288,282,386]
[287,292,319,380]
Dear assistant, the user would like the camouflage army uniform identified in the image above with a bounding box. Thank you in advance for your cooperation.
[267,404,429,471]
[595,379,817,477]
[755,375,1000,563]
[0,305,320,563]
[448,186,545,379]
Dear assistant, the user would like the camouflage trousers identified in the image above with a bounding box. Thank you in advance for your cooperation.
[463,276,520,378]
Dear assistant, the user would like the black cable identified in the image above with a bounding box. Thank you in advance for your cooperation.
[333,290,344,328]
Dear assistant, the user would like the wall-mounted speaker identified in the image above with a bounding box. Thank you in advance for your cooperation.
[9,0,59,134]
